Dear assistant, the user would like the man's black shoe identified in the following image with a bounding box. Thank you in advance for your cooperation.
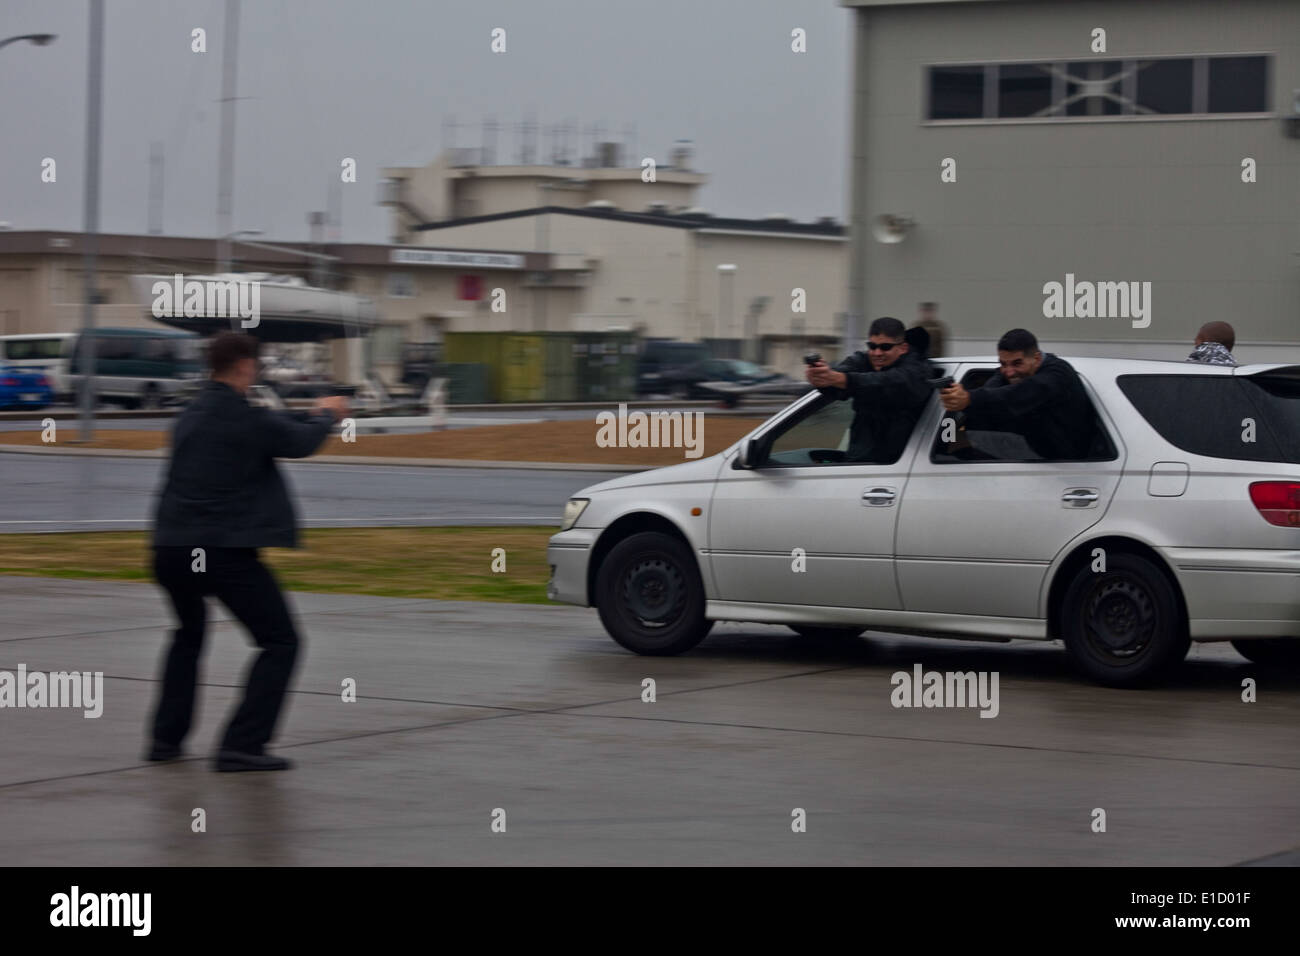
[146,741,183,762]
[214,750,292,772]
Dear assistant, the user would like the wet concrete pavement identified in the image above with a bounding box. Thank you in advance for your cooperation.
[2,575,1297,865]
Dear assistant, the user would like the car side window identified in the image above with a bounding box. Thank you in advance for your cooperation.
[763,398,854,465]
[931,368,1115,463]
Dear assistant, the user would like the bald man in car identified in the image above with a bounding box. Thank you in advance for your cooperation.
[1186,321,1238,367]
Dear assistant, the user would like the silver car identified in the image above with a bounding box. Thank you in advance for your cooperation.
[547,357,1300,686]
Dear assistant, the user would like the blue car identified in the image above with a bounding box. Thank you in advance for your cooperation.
[0,365,54,409]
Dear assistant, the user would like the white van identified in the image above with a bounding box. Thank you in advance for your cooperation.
[0,333,76,401]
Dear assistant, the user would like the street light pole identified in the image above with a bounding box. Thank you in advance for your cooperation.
[716,264,737,355]
[216,0,240,274]
[0,33,57,53]
[77,2,103,443]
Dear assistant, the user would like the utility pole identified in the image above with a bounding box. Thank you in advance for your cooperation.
[215,0,240,274]
[147,141,164,235]
[77,0,104,443]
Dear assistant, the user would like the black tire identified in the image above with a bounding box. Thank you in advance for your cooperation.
[789,625,866,641]
[594,531,713,656]
[1061,552,1188,686]
[140,383,162,410]
[1231,638,1300,669]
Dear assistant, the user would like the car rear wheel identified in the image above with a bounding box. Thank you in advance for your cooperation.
[789,625,865,641]
[140,383,162,410]
[1061,553,1188,686]
[1230,638,1300,669]
[595,531,712,656]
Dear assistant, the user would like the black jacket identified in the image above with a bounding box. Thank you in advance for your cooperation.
[823,349,933,463]
[152,381,335,549]
[964,353,1096,460]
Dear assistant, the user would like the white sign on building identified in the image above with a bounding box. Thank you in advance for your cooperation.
[389,249,524,269]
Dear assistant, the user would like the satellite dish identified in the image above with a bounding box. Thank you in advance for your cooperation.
[872,214,914,244]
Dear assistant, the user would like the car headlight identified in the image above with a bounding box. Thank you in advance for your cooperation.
[560,498,590,531]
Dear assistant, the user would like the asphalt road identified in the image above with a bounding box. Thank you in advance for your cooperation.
[0,451,612,531]
[2,575,1296,866]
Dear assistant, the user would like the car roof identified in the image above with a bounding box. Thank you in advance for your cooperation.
[935,355,1298,377]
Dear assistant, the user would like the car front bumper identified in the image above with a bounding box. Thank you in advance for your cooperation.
[546,527,599,606]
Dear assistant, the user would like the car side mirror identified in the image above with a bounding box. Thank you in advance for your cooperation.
[734,438,759,469]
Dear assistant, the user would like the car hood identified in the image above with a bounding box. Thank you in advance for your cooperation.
[573,450,731,497]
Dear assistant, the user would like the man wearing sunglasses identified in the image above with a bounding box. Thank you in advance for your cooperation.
[806,316,932,463]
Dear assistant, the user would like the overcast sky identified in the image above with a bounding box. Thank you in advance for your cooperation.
[0,0,851,244]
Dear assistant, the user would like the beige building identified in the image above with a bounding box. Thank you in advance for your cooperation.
[0,146,849,380]
[381,147,849,367]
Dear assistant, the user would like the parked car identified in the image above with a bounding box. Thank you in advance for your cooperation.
[636,340,712,396]
[0,365,55,409]
[668,358,812,405]
[66,328,203,409]
[0,333,76,402]
[547,357,1300,686]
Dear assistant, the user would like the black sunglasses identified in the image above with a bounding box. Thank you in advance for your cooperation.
[866,341,903,352]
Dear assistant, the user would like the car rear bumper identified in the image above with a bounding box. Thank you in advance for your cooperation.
[1162,547,1300,639]
[546,528,598,606]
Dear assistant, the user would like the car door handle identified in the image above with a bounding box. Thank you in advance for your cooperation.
[1062,489,1099,505]
[862,487,896,506]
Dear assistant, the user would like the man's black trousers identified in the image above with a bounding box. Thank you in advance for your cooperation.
[150,546,301,754]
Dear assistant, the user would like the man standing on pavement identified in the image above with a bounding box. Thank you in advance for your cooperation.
[806,316,933,463]
[146,332,348,771]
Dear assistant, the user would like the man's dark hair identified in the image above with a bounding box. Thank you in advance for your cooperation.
[208,332,259,376]
[997,328,1040,355]
[867,316,906,340]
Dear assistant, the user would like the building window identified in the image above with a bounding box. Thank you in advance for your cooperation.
[1208,56,1268,113]
[929,65,985,120]
[998,63,1053,118]
[1133,58,1194,114]
[386,272,416,298]
[926,55,1270,122]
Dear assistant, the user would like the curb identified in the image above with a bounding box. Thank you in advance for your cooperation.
[0,443,652,472]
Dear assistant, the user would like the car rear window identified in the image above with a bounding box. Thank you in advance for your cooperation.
[1118,374,1300,464]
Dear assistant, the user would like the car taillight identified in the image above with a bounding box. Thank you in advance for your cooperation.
[1249,482,1300,528]
[0,377,17,387]
[34,375,48,387]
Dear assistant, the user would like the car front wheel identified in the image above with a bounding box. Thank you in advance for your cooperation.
[1060,553,1188,686]
[1231,638,1300,669]
[595,531,712,656]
